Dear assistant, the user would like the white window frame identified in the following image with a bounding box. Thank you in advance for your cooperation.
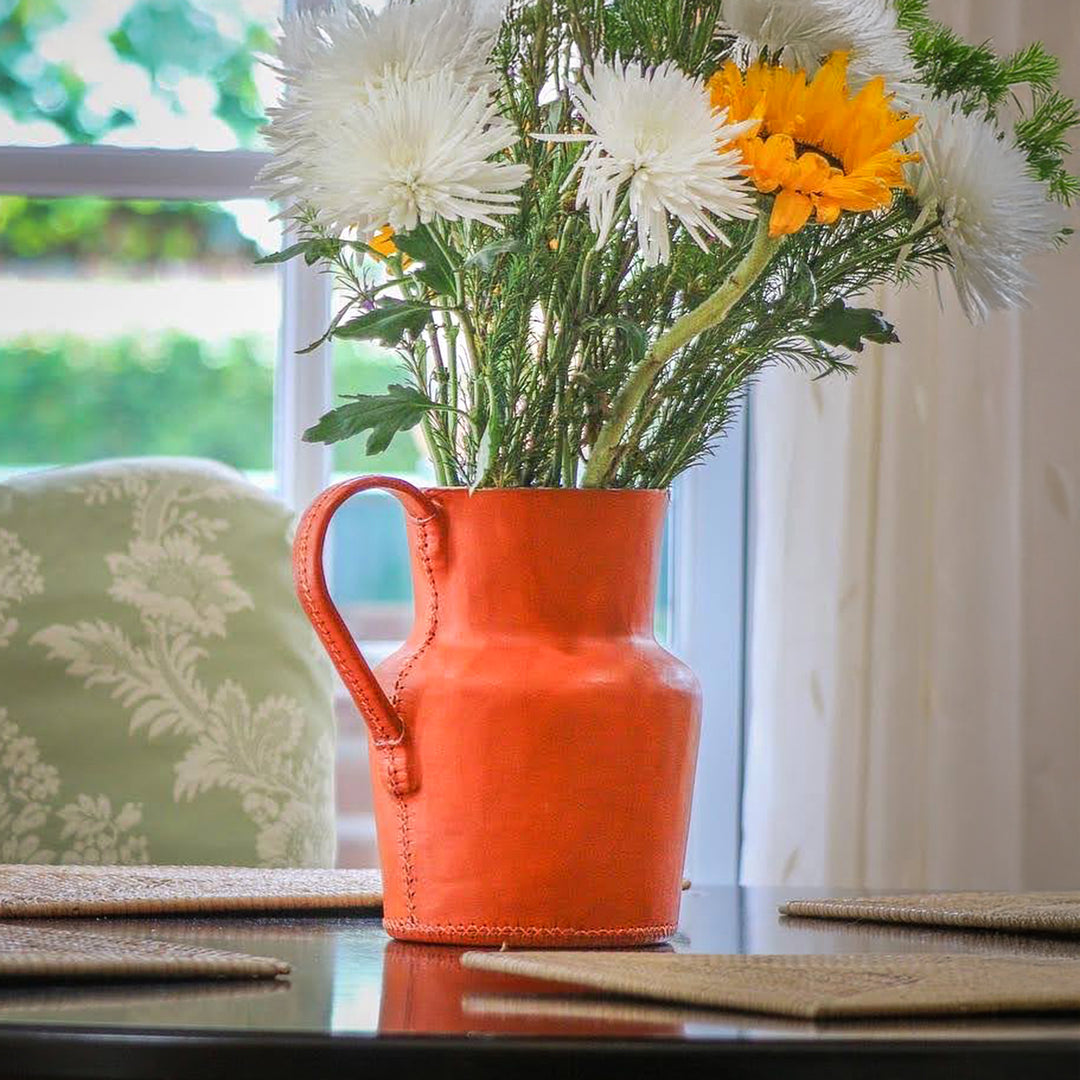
[0,142,328,508]
[0,0,751,884]
[672,411,751,887]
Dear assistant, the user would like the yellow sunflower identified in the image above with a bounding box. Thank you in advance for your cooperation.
[708,52,920,238]
[368,225,399,259]
[366,225,416,269]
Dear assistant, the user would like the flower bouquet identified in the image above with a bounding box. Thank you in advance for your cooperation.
[262,0,1077,491]
[272,1,1078,945]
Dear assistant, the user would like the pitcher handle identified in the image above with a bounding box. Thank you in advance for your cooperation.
[293,475,441,797]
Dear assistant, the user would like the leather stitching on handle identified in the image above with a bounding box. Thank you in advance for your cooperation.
[293,476,440,915]
[293,478,437,783]
[294,483,400,747]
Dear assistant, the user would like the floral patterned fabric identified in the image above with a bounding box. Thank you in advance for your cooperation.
[0,458,336,867]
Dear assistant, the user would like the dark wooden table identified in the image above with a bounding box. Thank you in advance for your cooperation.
[2,886,1080,1079]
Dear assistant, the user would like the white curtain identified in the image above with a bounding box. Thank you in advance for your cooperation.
[742,0,1080,891]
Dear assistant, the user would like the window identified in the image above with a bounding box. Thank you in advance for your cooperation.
[328,332,428,649]
[1,0,750,884]
[0,196,279,476]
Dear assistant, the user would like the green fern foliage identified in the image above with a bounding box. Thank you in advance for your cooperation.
[267,0,1080,488]
[897,5,1078,203]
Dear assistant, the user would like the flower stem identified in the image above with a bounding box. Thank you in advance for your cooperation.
[403,277,452,485]
[422,415,449,487]
[445,316,460,471]
[582,213,783,488]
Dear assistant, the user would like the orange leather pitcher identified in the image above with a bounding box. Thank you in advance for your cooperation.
[294,479,701,946]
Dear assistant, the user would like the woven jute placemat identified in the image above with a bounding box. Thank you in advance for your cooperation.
[780,893,1080,936]
[461,992,1080,1039]
[0,864,382,918]
[0,923,288,982]
[461,951,1080,1019]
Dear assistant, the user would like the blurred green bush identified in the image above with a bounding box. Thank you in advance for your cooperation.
[0,333,421,474]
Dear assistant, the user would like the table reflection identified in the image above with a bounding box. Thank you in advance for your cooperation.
[0,889,1078,1043]
[378,941,686,1038]
[0,981,288,1016]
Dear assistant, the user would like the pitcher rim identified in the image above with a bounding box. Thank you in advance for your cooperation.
[418,486,671,496]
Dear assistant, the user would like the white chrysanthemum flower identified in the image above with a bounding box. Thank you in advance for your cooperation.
[470,0,510,33]
[723,0,918,98]
[262,0,505,214]
[281,70,529,236]
[275,0,498,98]
[545,61,757,267]
[910,99,1062,323]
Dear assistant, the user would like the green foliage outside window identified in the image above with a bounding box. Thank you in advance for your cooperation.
[0,196,263,264]
[0,0,272,146]
[0,333,420,474]
[1,0,130,143]
[0,196,421,474]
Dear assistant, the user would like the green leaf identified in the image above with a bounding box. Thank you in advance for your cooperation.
[255,236,360,267]
[791,263,820,308]
[254,240,310,265]
[894,0,931,30]
[297,301,354,355]
[1001,43,1060,94]
[471,422,493,493]
[303,384,435,454]
[333,299,434,347]
[392,228,458,294]
[540,96,565,133]
[297,332,331,356]
[303,237,343,264]
[807,299,900,354]
[586,316,649,363]
[464,237,527,273]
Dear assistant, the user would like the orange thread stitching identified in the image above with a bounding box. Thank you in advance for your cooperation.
[383,919,678,938]
[390,515,439,712]
[295,485,397,745]
[394,797,415,921]
[386,513,440,923]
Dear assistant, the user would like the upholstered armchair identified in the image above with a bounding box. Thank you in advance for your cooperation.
[0,458,336,867]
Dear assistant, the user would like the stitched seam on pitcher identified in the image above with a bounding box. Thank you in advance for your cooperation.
[388,513,439,924]
[296,487,397,746]
[390,514,439,713]
[384,919,678,937]
[393,797,416,921]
